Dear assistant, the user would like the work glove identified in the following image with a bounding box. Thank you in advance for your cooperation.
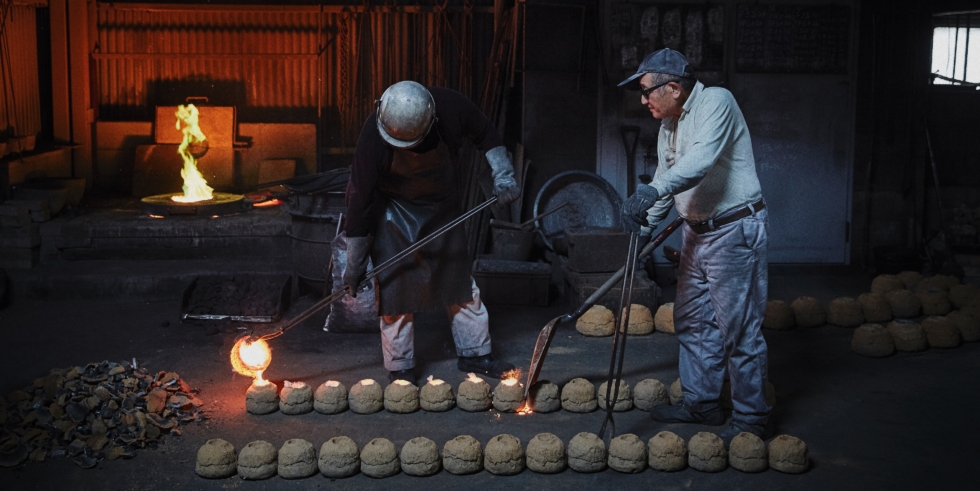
[486,146,521,205]
[621,185,659,233]
[344,236,373,297]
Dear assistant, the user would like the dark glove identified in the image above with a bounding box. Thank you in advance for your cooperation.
[344,236,373,297]
[620,185,660,233]
[486,146,521,205]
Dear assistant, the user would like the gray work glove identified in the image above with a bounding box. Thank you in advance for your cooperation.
[344,236,373,297]
[485,146,520,205]
[621,185,659,233]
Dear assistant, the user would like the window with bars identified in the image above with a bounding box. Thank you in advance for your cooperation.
[931,12,979,85]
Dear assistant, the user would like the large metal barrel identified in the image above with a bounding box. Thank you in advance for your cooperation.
[284,191,345,295]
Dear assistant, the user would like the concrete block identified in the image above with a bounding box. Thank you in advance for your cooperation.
[564,266,660,311]
[1,216,31,227]
[12,188,68,215]
[566,227,631,273]
[7,148,72,184]
[5,199,49,212]
[31,209,51,223]
[96,121,154,149]
[239,123,317,177]
[96,121,155,194]
[258,159,296,186]
[0,247,38,269]
[0,224,40,247]
[0,202,29,217]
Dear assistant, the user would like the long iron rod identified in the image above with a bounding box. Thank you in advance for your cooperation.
[256,196,499,340]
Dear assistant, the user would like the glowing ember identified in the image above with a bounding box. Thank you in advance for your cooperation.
[466,373,484,384]
[324,380,340,387]
[501,368,522,381]
[359,379,376,386]
[428,379,445,386]
[230,337,272,379]
[253,198,282,208]
[393,379,412,386]
[172,104,214,203]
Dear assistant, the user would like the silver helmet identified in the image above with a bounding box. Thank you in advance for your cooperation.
[376,81,436,149]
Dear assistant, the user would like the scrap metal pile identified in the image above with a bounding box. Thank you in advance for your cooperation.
[0,360,205,469]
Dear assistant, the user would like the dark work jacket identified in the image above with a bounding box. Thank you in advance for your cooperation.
[344,87,504,238]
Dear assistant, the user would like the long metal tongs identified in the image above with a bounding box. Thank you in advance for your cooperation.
[598,232,640,440]
[248,196,499,342]
[522,216,684,405]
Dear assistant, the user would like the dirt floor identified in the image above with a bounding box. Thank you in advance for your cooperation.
[0,266,978,490]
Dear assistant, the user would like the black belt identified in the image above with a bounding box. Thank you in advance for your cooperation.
[687,199,766,234]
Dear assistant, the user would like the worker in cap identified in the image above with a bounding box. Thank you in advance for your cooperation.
[343,81,520,385]
[619,49,772,445]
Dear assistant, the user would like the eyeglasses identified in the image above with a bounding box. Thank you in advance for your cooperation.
[640,81,670,99]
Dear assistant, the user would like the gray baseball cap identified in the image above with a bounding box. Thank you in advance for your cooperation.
[618,48,694,90]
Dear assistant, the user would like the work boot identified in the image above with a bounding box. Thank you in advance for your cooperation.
[650,405,725,426]
[389,369,417,386]
[457,354,515,379]
[718,419,774,447]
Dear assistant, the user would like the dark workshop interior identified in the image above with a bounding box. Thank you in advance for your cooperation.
[1,0,979,489]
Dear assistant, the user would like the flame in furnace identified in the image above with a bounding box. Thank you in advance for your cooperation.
[172,104,213,203]
[517,402,533,415]
[231,337,272,381]
[466,373,484,384]
[502,378,519,387]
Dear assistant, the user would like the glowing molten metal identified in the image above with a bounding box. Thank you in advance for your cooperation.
[172,104,214,203]
[231,337,272,385]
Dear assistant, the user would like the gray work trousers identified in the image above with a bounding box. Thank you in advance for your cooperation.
[674,207,771,426]
[379,278,492,371]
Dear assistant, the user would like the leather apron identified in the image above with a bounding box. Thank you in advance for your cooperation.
[371,136,472,316]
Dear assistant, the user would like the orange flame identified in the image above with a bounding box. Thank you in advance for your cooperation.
[517,402,534,415]
[172,104,213,203]
[466,373,484,384]
[231,337,272,380]
[502,378,519,387]
[501,368,522,381]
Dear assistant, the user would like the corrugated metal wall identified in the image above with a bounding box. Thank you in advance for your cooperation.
[94,2,495,146]
[0,3,42,139]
